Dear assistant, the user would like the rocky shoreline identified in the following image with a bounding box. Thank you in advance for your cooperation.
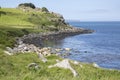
[4,27,97,77]
[20,27,94,47]
[5,27,94,62]
[5,27,94,57]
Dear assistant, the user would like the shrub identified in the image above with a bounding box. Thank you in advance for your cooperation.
[18,3,36,9]
[41,7,49,12]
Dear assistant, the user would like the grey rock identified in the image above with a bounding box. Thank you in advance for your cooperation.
[48,59,78,77]
[4,51,13,55]
[93,63,100,68]
[6,47,14,53]
[27,63,39,69]
[38,53,47,63]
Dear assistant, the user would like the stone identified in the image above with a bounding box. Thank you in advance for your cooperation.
[93,63,99,68]
[4,51,13,55]
[55,48,62,52]
[48,59,78,77]
[38,53,47,63]
[6,47,13,53]
[71,60,83,68]
[51,48,57,54]
[73,61,79,65]
[27,63,39,69]
[64,48,71,51]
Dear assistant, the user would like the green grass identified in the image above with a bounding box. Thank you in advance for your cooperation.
[0,8,65,30]
[0,8,120,80]
[0,8,34,26]
[0,25,31,49]
[0,8,68,48]
[0,51,119,80]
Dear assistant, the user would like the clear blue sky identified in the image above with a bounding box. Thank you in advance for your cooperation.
[0,0,120,21]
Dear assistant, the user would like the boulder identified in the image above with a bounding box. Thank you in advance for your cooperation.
[27,63,39,70]
[93,63,99,68]
[38,53,47,63]
[64,48,71,51]
[4,51,13,55]
[6,47,14,53]
[48,59,78,77]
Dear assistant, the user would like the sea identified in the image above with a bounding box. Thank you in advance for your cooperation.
[46,21,120,70]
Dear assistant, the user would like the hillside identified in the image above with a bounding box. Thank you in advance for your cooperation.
[0,7,72,49]
[0,6,120,80]
[0,7,71,31]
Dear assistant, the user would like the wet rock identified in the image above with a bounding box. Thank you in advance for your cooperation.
[60,52,71,58]
[55,48,62,52]
[84,51,88,53]
[64,48,71,51]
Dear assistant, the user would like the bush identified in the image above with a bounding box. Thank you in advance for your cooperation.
[41,7,49,12]
[18,3,36,9]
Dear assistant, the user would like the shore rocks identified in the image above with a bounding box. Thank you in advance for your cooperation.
[4,27,94,75]
[4,43,49,62]
[20,27,94,47]
[4,41,72,62]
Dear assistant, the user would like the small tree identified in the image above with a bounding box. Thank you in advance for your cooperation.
[18,3,36,9]
[41,7,49,12]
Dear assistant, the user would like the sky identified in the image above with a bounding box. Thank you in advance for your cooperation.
[0,0,120,21]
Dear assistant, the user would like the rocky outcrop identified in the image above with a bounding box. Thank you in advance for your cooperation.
[48,59,78,77]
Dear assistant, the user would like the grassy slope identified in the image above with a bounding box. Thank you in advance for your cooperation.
[0,8,66,48]
[0,8,58,28]
[0,52,119,80]
[0,8,120,80]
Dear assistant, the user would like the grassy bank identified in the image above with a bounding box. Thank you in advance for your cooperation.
[0,52,120,80]
[0,8,120,80]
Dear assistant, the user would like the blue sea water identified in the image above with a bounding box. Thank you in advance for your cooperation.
[46,21,120,70]
[65,21,120,70]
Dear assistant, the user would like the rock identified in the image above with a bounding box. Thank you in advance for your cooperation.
[84,51,88,53]
[55,48,62,52]
[38,53,47,63]
[48,59,78,77]
[64,48,71,51]
[6,47,14,53]
[71,60,83,68]
[40,47,51,56]
[27,63,39,69]
[56,59,60,63]
[60,52,71,58]
[73,61,79,65]
[93,63,99,68]
[51,48,57,54]
[4,51,13,55]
